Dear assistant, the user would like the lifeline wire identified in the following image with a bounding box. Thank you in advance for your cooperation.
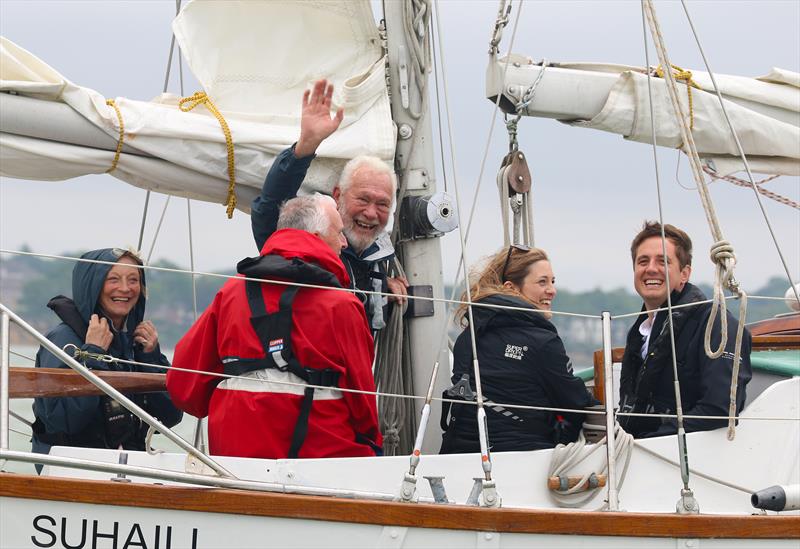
[42,343,799,423]
[2,248,779,321]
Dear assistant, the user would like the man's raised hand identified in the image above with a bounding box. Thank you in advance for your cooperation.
[295,79,344,158]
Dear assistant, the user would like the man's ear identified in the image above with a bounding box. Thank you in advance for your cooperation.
[332,186,341,201]
[680,263,692,285]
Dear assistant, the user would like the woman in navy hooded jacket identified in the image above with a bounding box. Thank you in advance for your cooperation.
[31,248,182,462]
[440,246,595,454]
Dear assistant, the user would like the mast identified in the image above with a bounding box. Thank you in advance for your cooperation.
[382,0,451,452]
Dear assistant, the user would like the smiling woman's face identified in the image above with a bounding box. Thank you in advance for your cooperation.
[98,256,141,329]
[515,260,557,318]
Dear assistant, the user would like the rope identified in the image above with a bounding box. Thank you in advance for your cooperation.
[643,0,748,440]
[653,64,699,130]
[547,424,635,509]
[401,0,432,120]
[178,91,237,218]
[641,0,694,492]
[104,99,125,173]
[703,161,799,211]
[144,425,165,456]
[375,259,412,456]
[679,0,800,308]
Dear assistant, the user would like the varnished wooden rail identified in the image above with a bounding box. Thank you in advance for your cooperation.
[1,474,798,539]
[6,367,167,399]
[591,333,799,403]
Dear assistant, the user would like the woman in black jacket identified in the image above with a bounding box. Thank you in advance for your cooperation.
[440,246,594,454]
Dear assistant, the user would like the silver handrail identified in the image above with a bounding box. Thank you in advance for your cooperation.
[0,302,234,479]
[601,311,620,510]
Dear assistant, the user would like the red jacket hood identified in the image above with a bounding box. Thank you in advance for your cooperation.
[260,228,351,288]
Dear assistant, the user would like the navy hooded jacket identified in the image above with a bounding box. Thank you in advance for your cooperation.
[32,248,182,456]
[440,293,595,454]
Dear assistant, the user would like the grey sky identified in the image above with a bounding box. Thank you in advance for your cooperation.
[1,0,798,295]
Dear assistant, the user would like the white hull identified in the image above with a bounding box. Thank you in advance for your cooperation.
[1,496,794,549]
[2,379,798,548]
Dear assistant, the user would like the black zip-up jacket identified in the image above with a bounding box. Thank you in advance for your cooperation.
[618,282,752,438]
[440,294,595,454]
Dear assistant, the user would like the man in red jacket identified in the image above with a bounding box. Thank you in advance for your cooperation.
[167,194,382,458]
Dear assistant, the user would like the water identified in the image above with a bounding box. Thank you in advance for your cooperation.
[5,344,203,475]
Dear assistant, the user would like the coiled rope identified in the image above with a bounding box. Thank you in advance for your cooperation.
[178,91,237,218]
[547,424,635,509]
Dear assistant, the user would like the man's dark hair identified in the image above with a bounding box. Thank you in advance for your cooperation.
[630,221,693,268]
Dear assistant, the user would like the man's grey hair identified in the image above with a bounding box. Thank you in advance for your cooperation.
[338,155,397,198]
[277,194,336,234]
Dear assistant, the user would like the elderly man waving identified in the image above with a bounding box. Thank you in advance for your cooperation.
[251,79,408,333]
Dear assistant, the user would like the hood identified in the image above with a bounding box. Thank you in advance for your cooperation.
[470,293,555,334]
[71,248,146,332]
[260,229,351,288]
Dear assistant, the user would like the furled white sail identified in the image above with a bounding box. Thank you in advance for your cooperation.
[486,57,800,176]
[0,0,395,213]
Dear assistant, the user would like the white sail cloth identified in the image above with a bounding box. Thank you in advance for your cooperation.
[0,0,395,213]
[487,57,800,176]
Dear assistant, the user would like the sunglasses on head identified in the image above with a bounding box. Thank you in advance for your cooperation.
[501,244,531,282]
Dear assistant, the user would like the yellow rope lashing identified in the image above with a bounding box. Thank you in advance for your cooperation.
[105,99,125,173]
[179,91,237,218]
[655,64,700,130]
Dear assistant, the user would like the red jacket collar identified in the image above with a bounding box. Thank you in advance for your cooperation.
[260,229,351,288]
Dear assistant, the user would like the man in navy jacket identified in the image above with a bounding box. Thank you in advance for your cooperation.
[251,79,407,332]
[618,222,752,438]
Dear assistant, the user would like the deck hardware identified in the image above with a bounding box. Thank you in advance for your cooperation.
[466,477,483,506]
[405,286,434,318]
[398,123,413,140]
[111,451,131,483]
[399,192,458,241]
[677,488,700,515]
[423,475,448,503]
[398,45,410,108]
[480,479,502,508]
[398,472,418,502]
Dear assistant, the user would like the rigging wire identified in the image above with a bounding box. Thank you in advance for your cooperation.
[643,0,749,443]
[678,0,800,306]
[171,0,205,453]
[145,196,172,265]
[640,0,694,498]
[136,0,182,251]
[432,0,500,496]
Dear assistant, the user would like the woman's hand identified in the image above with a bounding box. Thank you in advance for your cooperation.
[133,320,159,354]
[85,314,112,351]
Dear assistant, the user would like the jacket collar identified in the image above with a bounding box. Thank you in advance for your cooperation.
[260,229,351,288]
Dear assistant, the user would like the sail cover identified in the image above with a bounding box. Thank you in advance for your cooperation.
[486,57,800,176]
[0,0,395,213]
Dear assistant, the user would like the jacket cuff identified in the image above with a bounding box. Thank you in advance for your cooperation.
[286,143,316,168]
